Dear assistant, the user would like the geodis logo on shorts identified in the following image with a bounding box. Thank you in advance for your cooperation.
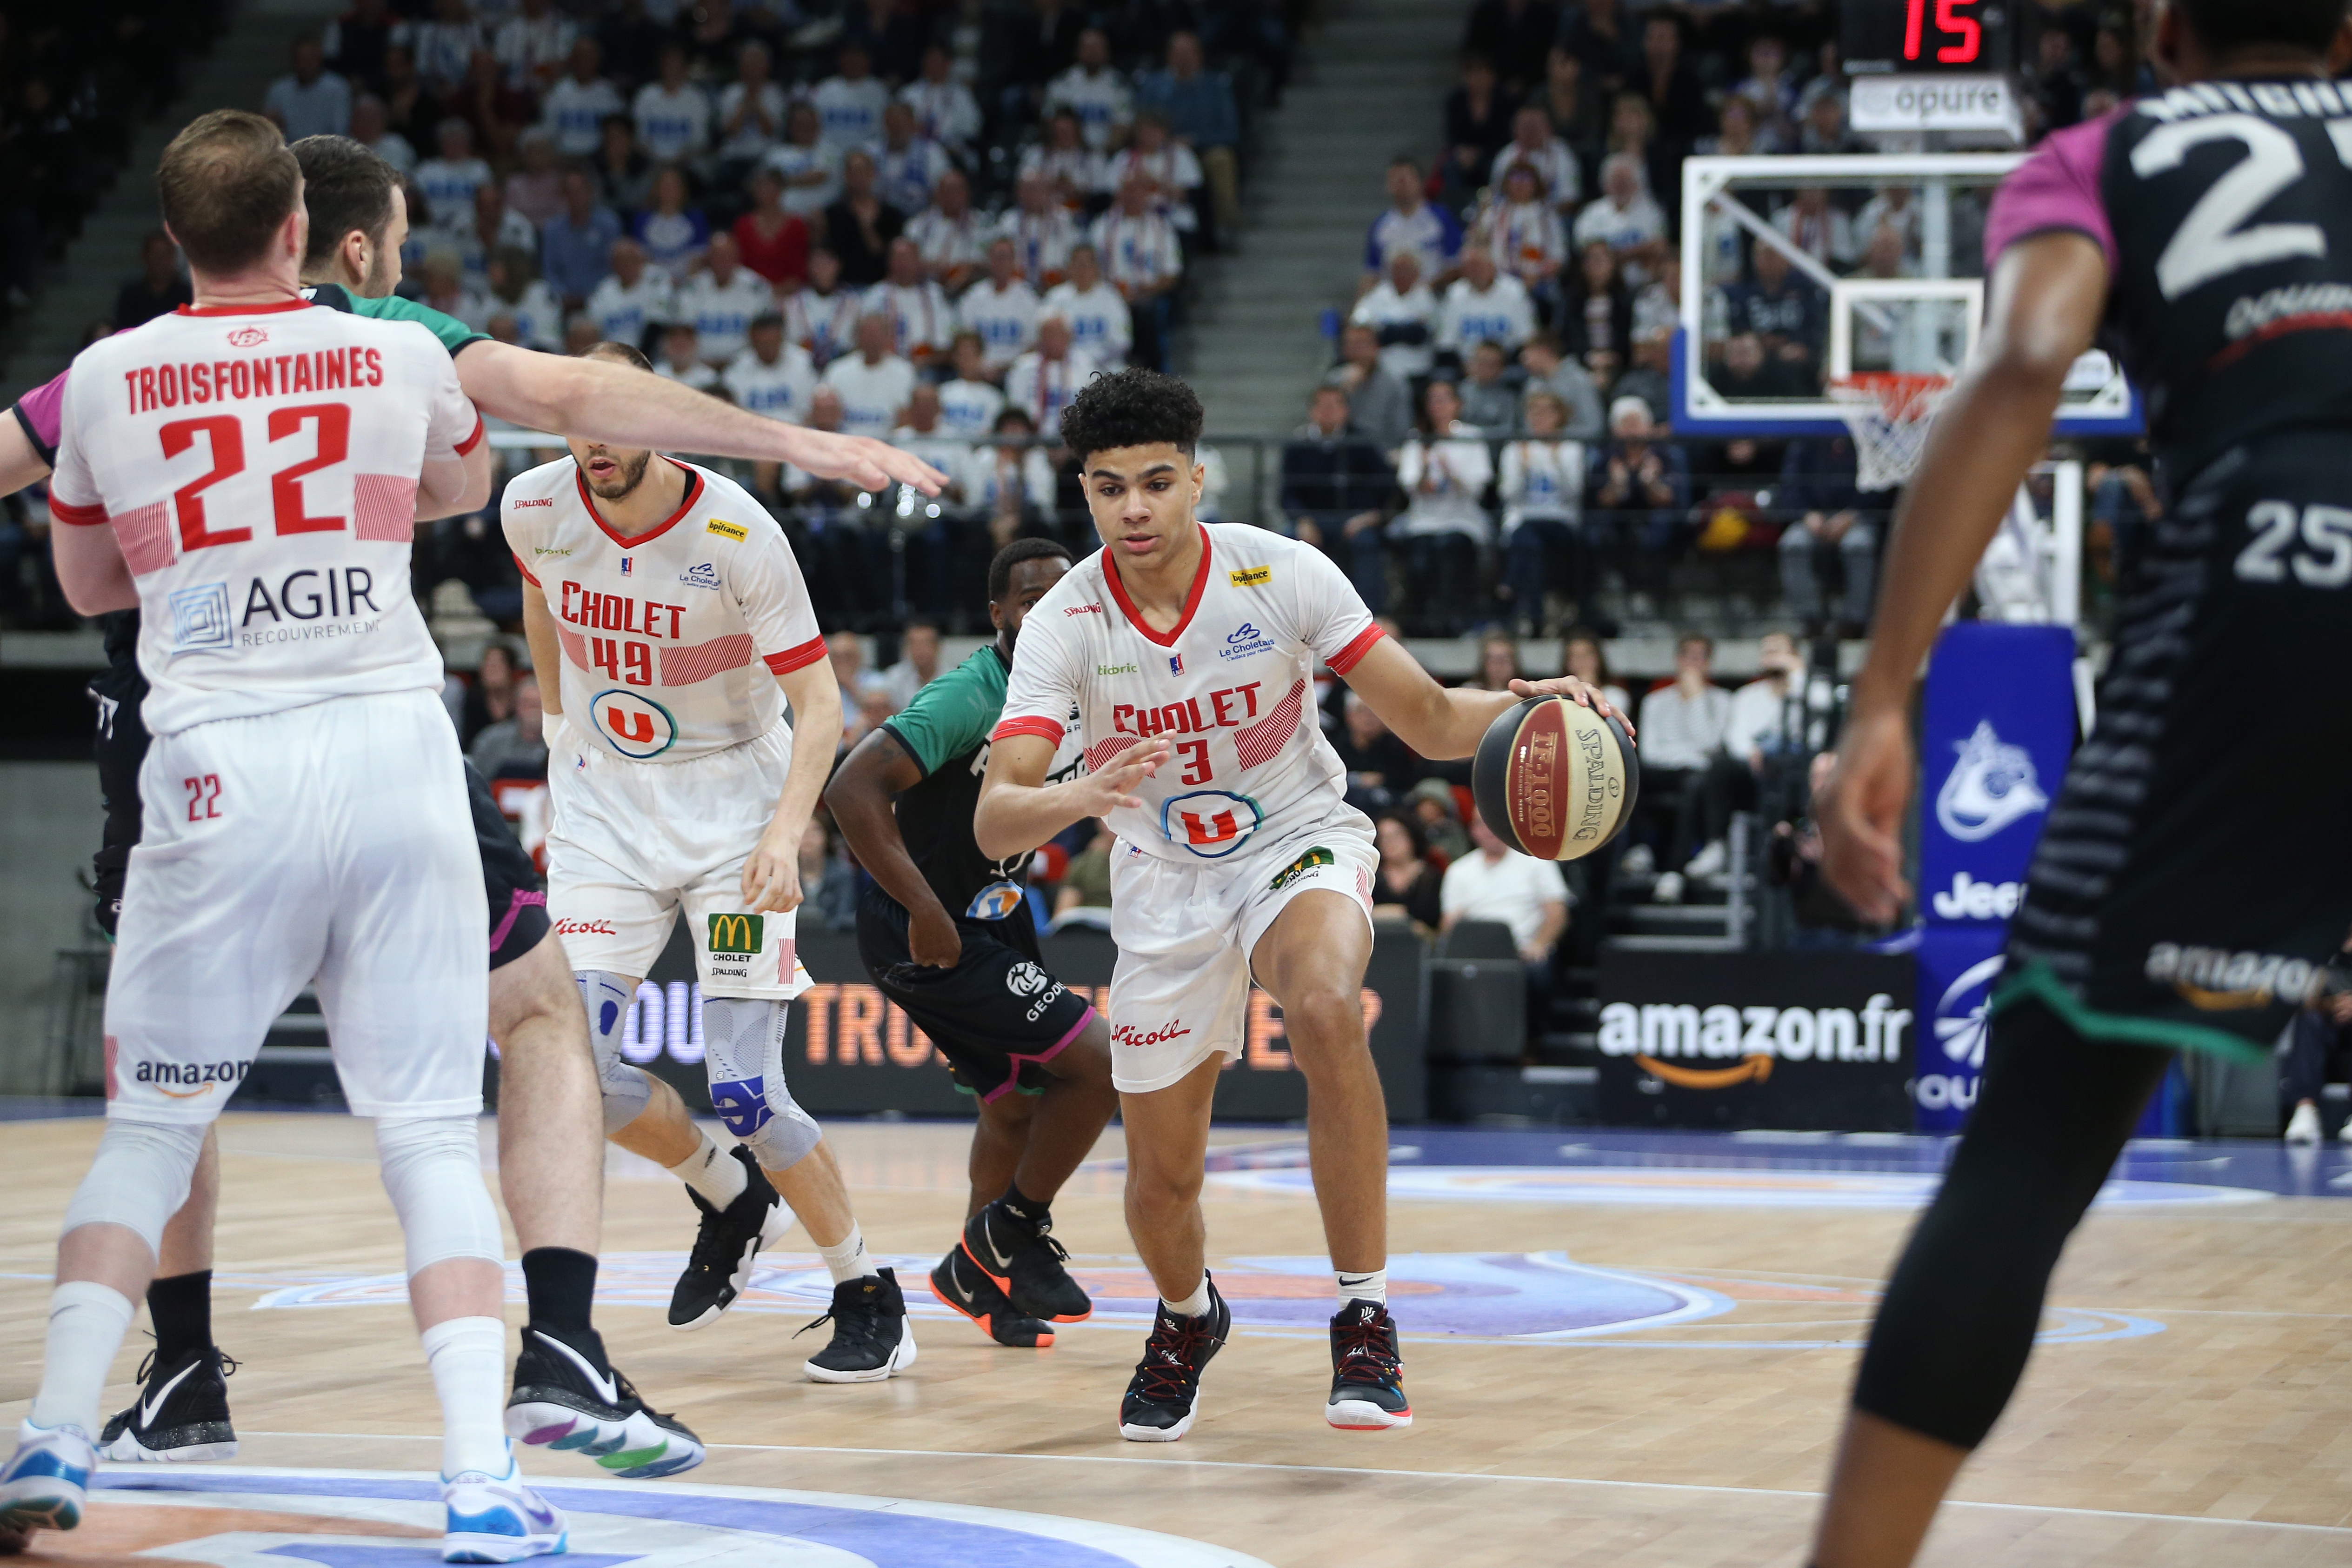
[1005,960,1067,1021]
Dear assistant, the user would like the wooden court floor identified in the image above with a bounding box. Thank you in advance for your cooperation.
[4,1111,2352,1566]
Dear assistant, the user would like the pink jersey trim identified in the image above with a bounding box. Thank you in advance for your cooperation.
[1984,106,2123,275]
[1100,523,1213,647]
[1327,622,1385,675]
[993,714,1066,746]
[764,634,827,674]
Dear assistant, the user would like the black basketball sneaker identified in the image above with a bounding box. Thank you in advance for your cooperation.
[960,1201,1092,1322]
[1118,1276,1230,1443]
[1325,1300,1412,1430]
[669,1146,793,1330]
[928,1246,1056,1348]
[798,1268,919,1382]
[505,1321,706,1480]
[98,1346,238,1462]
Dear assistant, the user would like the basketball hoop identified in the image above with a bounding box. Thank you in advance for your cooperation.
[1827,372,1952,492]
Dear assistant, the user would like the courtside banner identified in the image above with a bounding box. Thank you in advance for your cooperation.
[1917,622,2075,927]
[532,922,1428,1121]
[1595,951,1916,1130]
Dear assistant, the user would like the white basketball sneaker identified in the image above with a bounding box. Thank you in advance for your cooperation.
[0,1419,97,1548]
[441,1456,567,1563]
[2286,1101,2321,1145]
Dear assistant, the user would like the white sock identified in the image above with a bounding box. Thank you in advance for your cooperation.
[1337,1268,1388,1308]
[669,1131,749,1208]
[28,1281,135,1435]
[816,1221,876,1285]
[1162,1275,1212,1319]
[421,1315,513,1478]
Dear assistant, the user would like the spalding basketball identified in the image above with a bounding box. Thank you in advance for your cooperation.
[1471,697,1639,861]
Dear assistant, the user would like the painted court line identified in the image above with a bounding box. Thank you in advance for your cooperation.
[237,1432,2352,1535]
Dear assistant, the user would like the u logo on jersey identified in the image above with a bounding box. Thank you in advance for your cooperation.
[1160,789,1264,858]
[590,688,678,758]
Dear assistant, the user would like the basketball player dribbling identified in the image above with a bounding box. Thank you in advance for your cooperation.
[0,110,567,1561]
[974,368,1624,1439]
[1811,4,2352,1563]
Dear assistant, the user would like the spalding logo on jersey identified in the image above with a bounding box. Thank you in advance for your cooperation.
[590,688,679,758]
[1934,721,2049,842]
[1160,788,1264,858]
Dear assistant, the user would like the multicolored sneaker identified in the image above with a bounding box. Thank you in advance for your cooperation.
[961,1201,1092,1323]
[0,1419,97,1548]
[1326,1300,1412,1430]
[1118,1277,1230,1442]
[929,1246,1056,1348]
[441,1456,567,1563]
[505,1322,706,1480]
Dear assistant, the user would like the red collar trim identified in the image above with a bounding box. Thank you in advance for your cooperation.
[1102,524,1211,648]
[174,299,314,317]
[577,457,703,550]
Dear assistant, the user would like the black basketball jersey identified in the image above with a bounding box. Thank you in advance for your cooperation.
[2001,80,2352,484]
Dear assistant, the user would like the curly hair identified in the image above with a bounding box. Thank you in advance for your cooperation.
[1058,367,1205,464]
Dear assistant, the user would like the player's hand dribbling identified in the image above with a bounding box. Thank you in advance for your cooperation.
[781,427,951,495]
[1817,704,1912,926]
[743,821,805,914]
[1073,738,1172,817]
[909,899,963,968]
[1508,676,1635,741]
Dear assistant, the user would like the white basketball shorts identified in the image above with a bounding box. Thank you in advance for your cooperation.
[545,715,812,1000]
[1105,813,1377,1094]
[106,689,489,1124]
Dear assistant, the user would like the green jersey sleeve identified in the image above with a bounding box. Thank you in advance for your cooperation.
[314,284,492,356]
[881,647,1008,778]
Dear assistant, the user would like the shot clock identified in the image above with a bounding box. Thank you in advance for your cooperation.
[1845,0,2017,75]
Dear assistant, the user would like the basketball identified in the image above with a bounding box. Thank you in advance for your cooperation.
[1471,696,1639,861]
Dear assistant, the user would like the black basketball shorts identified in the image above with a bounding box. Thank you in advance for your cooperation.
[855,882,1096,1101]
[466,761,551,971]
[1999,430,2352,1059]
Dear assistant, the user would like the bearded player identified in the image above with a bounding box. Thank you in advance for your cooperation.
[1810,3,2352,1563]
[506,342,913,1381]
[826,539,1117,1348]
[973,368,1624,1439]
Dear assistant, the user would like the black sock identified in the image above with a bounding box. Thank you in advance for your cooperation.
[147,1270,213,1364]
[520,1247,599,1335]
[996,1183,1051,1231]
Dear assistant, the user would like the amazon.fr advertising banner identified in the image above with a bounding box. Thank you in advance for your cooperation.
[542,922,1429,1123]
[1595,951,1916,1130]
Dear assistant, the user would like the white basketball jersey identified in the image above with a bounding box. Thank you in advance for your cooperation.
[502,457,824,763]
[995,523,1383,864]
[50,300,480,737]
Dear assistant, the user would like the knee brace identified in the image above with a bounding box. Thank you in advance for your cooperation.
[374,1114,503,1276]
[61,1118,208,1256]
[577,970,652,1134]
[702,995,822,1171]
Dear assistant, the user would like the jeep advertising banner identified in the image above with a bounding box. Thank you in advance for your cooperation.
[559,921,1428,1122]
[1595,951,1916,1130]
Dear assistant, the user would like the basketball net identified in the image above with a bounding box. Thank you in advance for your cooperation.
[1826,373,1952,493]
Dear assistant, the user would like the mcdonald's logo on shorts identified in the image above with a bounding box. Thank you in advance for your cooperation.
[709,913,765,954]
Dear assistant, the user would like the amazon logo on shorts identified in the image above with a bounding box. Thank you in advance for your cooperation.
[2144,944,2319,1011]
[133,1060,251,1097]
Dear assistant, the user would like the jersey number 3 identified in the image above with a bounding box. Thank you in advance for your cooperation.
[160,404,353,552]
[2132,115,2352,300]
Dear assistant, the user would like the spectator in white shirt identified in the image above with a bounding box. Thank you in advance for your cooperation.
[414,118,493,234]
[997,172,1079,289]
[879,620,946,712]
[1574,154,1668,285]
[1021,110,1108,214]
[405,0,480,97]
[1003,314,1099,432]
[960,238,1041,375]
[1661,630,1806,891]
[723,312,819,422]
[676,232,775,364]
[1437,245,1536,359]
[1441,810,1572,1042]
[503,129,564,228]
[888,387,973,503]
[820,313,920,436]
[1853,185,1923,265]
[1485,161,1568,303]
[1104,111,1204,235]
[764,101,840,217]
[452,183,538,288]
[1091,175,1183,368]
[654,321,720,393]
[962,406,1059,544]
[938,333,1008,435]
[265,34,353,141]
[1492,107,1583,217]
[872,101,954,220]
[539,38,624,156]
[351,94,416,173]
[1042,242,1133,367]
[900,43,981,157]
[632,46,711,166]
[860,236,958,365]
[785,246,862,366]
[1633,633,1734,899]
[1045,27,1133,150]
[905,167,989,294]
[493,0,573,91]
[1362,154,1463,293]
[714,40,787,182]
[583,237,672,350]
[1498,391,1589,636]
[481,245,563,349]
[813,42,891,149]
[1351,248,1439,383]
[1393,380,1494,633]
[1772,186,1857,272]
